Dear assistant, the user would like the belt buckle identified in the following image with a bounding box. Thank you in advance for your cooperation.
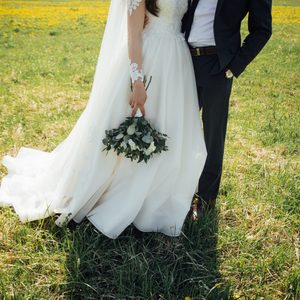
[196,48,201,56]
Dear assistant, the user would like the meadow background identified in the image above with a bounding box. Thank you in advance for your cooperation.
[0,0,299,299]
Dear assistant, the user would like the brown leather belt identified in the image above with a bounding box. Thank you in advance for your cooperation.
[190,46,217,56]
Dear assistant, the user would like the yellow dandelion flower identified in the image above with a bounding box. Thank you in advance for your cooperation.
[272,6,300,24]
[1,3,299,28]
[0,0,110,28]
[233,293,241,299]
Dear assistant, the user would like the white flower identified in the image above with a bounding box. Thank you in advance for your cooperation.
[116,133,124,140]
[121,141,127,149]
[149,141,156,152]
[128,139,137,150]
[127,124,136,135]
[144,141,156,156]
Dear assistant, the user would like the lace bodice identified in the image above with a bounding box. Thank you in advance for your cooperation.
[144,0,188,38]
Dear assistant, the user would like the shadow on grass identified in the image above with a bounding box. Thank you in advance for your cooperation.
[55,209,233,300]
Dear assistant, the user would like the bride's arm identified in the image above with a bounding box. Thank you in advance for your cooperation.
[127,0,147,117]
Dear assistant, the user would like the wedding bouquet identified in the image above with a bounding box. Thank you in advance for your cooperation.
[102,76,169,163]
[102,111,168,163]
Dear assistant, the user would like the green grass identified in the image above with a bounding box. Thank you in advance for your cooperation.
[0,1,299,299]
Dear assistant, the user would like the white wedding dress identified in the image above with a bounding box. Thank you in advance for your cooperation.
[0,0,207,238]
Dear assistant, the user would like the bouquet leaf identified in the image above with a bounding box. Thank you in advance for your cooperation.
[102,115,169,164]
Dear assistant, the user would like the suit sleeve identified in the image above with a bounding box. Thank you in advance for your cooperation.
[228,0,272,77]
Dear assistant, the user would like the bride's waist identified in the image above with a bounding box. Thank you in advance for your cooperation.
[143,25,185,41]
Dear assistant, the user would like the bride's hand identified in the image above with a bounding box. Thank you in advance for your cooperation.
[129,81,147,117]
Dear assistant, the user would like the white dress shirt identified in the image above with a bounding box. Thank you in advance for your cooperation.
[188,0,218,47]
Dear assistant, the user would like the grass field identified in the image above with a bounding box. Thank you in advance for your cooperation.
[0,1,299,299]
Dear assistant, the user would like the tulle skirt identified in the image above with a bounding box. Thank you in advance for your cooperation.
[0,30,207,238]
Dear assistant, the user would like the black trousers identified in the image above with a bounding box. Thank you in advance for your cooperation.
[192,54,233,201]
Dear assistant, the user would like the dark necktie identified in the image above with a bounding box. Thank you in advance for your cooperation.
[184,0,201,42]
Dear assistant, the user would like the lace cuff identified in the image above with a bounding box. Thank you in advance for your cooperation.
[128,0,143,16]
[129,60,144,84]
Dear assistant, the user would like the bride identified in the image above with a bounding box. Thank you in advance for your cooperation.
[0,0,207,239]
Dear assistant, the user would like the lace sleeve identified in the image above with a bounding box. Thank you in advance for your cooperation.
[127,0,145,84]
[128,0,143,16]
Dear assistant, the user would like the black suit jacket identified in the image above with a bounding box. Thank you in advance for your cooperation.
[182,0,272,77]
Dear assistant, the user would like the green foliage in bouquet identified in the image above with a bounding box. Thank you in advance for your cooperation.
[102,115,169,163]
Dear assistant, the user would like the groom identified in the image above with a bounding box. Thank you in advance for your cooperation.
[182,0,272,215]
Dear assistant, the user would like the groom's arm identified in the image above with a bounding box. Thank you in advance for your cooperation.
[228,0,272,77]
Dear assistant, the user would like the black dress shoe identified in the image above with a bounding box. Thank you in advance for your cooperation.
[189,193,217,221]
[190,193,201,222]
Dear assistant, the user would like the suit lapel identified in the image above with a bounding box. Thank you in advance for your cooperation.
[184,0,200,41]
[215,0,224,15]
